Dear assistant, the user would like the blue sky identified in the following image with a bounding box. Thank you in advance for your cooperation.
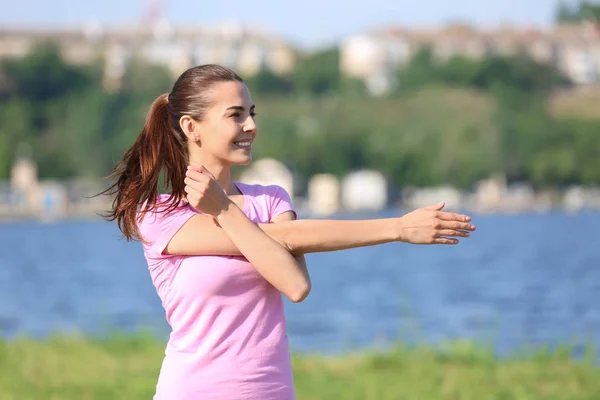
[0,0,582,48]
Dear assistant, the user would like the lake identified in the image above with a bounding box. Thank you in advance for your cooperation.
[1,211,599,357]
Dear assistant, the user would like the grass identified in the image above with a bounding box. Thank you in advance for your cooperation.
[550,86,600,119]
[1,332,599,399]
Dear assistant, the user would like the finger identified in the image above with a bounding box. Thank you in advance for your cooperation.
[185,168,210,183]
[433,237,459,244]
[184,184,198,197]
[184,177,206,193]
[437,211,471,222]
[423,202,445,211]
[200,165,217,181]
[187,164,203,172]
[440,220,476,231]
[436,229,470,238]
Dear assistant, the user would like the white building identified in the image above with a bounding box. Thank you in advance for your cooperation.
[339,22,600,95]
[307,174,340,216]
[0,21,297,90]
[341,170,388,212]
[238,158,295,202]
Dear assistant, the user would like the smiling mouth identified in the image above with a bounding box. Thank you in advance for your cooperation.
[233,140,252,150]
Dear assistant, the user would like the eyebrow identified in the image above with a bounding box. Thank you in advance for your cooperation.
[225,105,255,112]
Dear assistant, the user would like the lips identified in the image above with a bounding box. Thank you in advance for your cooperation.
[233,140,252,150]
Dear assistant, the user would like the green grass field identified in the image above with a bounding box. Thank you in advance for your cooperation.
[1,333,599,399]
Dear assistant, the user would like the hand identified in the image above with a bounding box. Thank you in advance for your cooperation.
[184,165,233,217]
[396,202,475,245]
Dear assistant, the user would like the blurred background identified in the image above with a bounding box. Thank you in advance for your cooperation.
[1,0,600,399]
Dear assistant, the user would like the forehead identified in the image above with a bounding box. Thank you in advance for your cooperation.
[208,81,253,109]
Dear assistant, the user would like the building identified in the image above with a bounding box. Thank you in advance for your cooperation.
[340,21,600,95]
[0,21,297,90]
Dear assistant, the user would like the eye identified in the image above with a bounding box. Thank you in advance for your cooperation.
[231,112,240,118]
[250,111,257,117]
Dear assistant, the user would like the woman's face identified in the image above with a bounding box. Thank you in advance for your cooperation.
[192,80,257,167]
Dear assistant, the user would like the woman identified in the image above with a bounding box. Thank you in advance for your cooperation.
[103,64,476,399]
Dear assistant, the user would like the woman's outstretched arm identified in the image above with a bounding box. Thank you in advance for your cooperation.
[166,201,475,257]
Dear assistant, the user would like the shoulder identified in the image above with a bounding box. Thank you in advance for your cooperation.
[137,194,196,236]
[138,194,189,218]
[236,182,291,200]
[134,194,198,256]
[236,182,295,221]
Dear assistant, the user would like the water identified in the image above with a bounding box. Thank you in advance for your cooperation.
[1,211,599,357]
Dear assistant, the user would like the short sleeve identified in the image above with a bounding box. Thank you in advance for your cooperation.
[137,202,197,257]
[268,185,297,221]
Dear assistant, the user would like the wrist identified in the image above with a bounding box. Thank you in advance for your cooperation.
[393,217,406,242]
[214,199,236,219]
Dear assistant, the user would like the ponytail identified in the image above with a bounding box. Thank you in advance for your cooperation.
[100,93,188,241]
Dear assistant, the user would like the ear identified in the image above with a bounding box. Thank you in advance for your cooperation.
[179,115,200,142]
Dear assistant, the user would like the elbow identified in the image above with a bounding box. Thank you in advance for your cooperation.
[277,222,299,255]
[289,280,311,303]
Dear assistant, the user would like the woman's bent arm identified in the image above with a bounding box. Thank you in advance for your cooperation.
[271,210,311,302]
[212,203,310,302]
[175,167,310,302]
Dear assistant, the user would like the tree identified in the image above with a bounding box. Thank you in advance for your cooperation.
[292,48,342,95]
[555,1,577,22]
[579,1,600,21]
[396,47,444,90]
[473,54,570,94]
[555,1,600,23]
[243,69,294,95]
[1,43,96,102]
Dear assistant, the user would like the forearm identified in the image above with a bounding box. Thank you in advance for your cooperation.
[215,204,310,302]
[268,218,399,255]
[213,218,399,256]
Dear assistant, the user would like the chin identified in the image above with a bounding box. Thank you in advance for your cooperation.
[233,156,252,166]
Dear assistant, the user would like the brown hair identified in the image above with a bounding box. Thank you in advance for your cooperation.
[100,64,244,241]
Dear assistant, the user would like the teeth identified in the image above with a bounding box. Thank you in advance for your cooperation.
[235,141,251,147]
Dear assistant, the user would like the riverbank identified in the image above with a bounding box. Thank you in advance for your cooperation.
[1,333,599,399]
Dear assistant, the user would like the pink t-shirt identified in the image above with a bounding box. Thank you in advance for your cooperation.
[137,182,297,400]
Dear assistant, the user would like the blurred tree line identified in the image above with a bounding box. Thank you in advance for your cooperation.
[555,1,600,22]
[0,41,599,190]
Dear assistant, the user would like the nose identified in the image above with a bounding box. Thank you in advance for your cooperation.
[243,115,257,134]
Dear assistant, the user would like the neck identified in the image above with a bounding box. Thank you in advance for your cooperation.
[188,155,238,195]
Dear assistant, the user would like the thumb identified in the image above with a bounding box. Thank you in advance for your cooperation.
[423,201,445,211]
